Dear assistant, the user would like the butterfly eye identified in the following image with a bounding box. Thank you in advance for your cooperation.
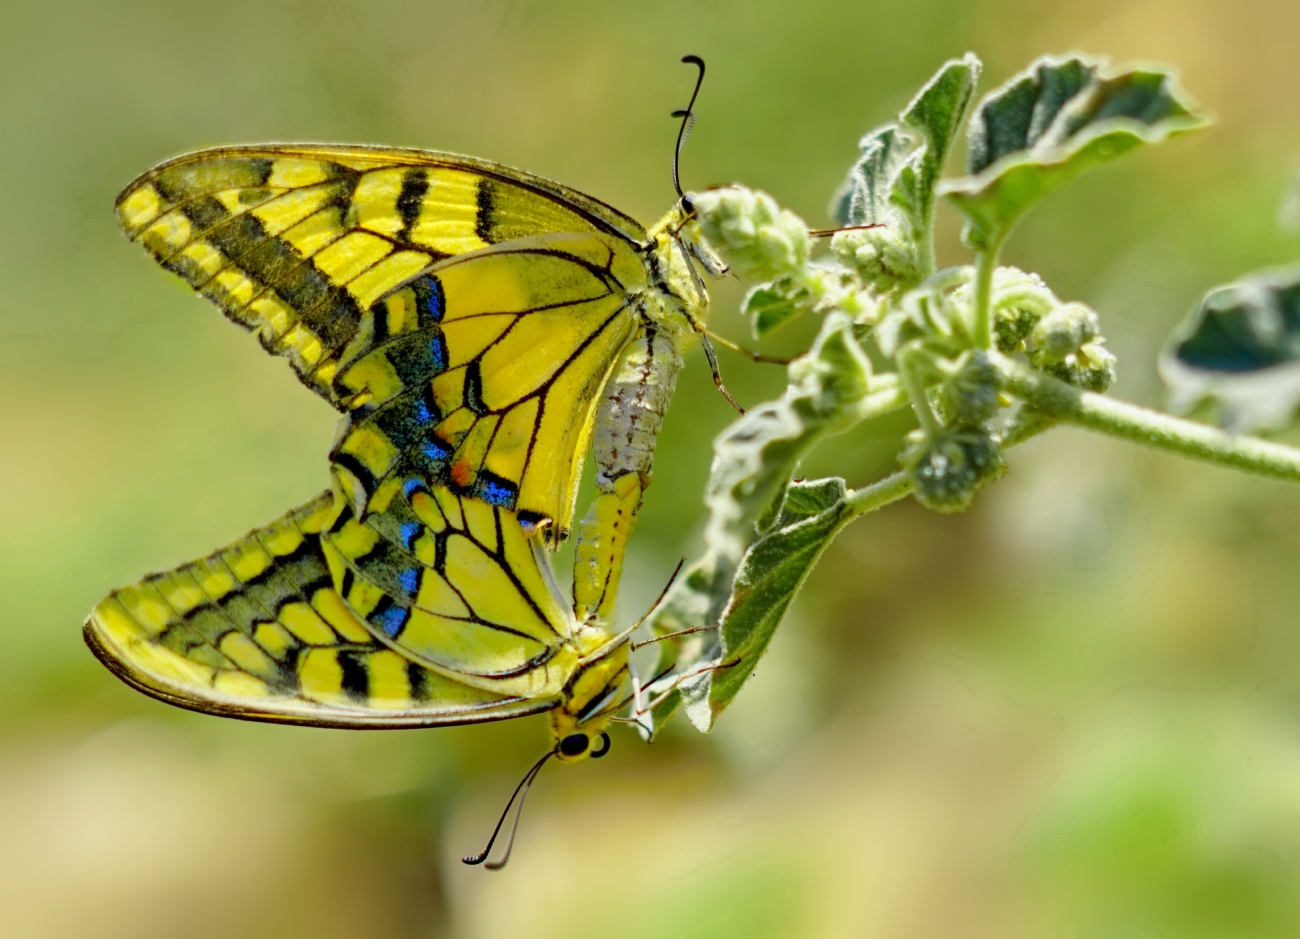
[681,194,695,215]
[559,733,589,757]
[590,732,612,759]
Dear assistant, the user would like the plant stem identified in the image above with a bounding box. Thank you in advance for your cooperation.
[970,241,1000,349]
[993,352,1300,484]
[845,470,913,519]
[898,347,941,436]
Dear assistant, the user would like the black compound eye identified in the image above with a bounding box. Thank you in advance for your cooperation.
[559,733,589,757]
[681,194,695,215]
[589,732,612,759]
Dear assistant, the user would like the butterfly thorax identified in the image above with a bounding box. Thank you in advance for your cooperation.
[641,202,724,334]
[548,625,630,763]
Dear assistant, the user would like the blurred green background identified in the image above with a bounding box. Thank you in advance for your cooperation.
[5,0,1300,936]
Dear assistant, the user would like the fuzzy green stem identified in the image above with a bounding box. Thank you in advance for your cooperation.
[898,347,941,437]
[994,353,1300,484]
[916,204,937,280]
[845,470,913,518]
[971,241,1000,350]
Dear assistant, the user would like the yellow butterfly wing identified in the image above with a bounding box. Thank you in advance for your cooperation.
[329,232,646,541]
[83,491,569,727]
[115,144,647,407]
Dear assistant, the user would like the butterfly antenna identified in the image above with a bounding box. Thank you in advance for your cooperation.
[463,749,556,870]
[672,55,706,200]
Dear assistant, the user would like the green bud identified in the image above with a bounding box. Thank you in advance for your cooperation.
[942,349,1001,425]
[1029,302,1101,364]
[690,186,809,283]
[1041,340,1118,392]
[830,225,920,294]
[989,267,1058,353]
[903,425,1006,514]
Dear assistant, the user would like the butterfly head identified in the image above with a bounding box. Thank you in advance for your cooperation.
[548,628,630,763]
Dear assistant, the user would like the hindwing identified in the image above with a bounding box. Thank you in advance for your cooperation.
[320,475,581,691]
[84,491,564,727]
[116,145,647,407]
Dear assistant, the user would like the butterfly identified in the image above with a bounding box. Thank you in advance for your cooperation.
[109,57,733,624]
[87,58,736,867]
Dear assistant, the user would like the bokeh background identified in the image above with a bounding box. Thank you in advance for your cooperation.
[5,0,1300,936]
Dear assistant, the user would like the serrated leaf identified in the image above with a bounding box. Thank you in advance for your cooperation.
[1159,265,1300,433]
[941,56,1207,250]
[679,479,852,731]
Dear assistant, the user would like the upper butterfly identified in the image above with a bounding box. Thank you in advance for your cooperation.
[114,60,727,624]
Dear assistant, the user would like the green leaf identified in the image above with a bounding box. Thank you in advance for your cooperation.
[680,478,854,731]
[1159,265,1300,433]
[895,53,982,237]
[830,54,981,282]
[646,315,905,733]
[941,56,1207,251]
[744,277,807,338]
[831,125,913,227]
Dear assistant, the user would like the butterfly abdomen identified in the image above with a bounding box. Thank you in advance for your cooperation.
[572,329,685,621]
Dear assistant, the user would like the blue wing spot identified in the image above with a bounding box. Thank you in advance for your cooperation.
[412,397,433,425]
[402,477,428,498]
[372,603,410,638]
[428,331,447,371]
[421,438,452,463]
[424,277,445,321]
[397,567,420,596]
[398,522,421,550]
[477,473,518,508]
[412,275,446,324]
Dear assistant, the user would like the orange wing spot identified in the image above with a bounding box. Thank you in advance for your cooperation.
[449,416,500,488]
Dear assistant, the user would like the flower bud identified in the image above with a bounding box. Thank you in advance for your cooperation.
[830,224,920,294]
[942,350,1001,425]
[1030,302,1101,365]
[690,186,808,283]
[904,426,1006,514]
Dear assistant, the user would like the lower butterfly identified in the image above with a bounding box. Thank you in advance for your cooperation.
[84,483,708,865]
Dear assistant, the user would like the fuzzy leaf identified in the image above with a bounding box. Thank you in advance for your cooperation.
[941,56,1206,250]
[680,479,853,731]
[832,125,913,227]
[647,315,904,733]
[1159,265,1300,433]
[895,53,982,236]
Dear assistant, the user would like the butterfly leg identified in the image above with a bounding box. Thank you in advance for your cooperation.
[698,334,746,414]
[703,328,794,366]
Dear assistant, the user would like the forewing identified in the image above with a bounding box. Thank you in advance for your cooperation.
[116,145,647,408]
[84,492,557,727]
[329,232,645,542]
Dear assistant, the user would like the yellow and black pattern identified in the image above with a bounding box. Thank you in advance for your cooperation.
[115,145,647,408]
[320,474,581,691]
[328,232,645,541]
[84,492,558,727]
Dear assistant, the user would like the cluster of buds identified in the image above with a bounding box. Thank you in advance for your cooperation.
[1029,303,1117,392]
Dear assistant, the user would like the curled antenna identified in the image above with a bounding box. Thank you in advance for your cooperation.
[672,55,706,200]
[462,748,556,870]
